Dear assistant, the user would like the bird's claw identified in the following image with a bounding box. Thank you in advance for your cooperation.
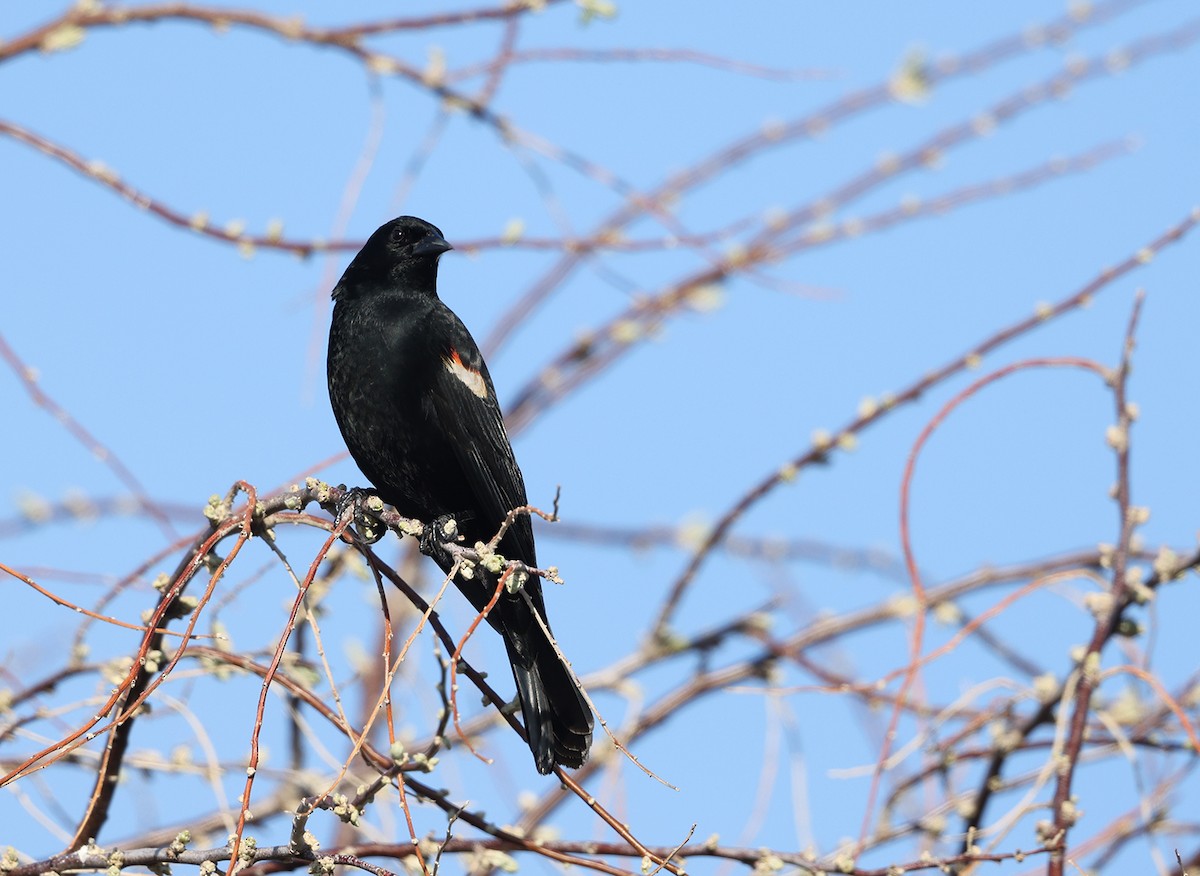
[335,486,387,544]
[419,513,461,562]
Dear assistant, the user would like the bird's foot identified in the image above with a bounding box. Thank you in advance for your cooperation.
[419,513,462,561]
[335,486,387,544]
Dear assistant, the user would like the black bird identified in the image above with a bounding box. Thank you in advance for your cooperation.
[326,215,592,774]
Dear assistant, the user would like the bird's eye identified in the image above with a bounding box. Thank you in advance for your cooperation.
[390,226,409,244]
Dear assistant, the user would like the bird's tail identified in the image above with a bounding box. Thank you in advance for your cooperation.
[504,624,593,774]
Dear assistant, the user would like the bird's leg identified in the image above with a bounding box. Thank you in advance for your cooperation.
[334,486,387,544]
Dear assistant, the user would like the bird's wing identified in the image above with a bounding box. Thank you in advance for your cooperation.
[425,331,538,568]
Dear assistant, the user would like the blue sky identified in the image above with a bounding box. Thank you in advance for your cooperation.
[3,1,1200,872]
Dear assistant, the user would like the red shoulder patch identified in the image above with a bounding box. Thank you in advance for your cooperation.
[443,349,489,399]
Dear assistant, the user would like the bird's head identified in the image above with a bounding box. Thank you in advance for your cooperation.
[333,215,453,300]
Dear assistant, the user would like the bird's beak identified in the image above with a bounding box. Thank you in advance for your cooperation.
[413,235,453,258]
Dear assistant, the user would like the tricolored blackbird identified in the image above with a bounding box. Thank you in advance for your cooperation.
[327,215,592,773]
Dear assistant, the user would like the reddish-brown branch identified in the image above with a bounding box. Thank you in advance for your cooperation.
[869,356,1108,855]
[1045,293,1147,876]
[67,483,259,849]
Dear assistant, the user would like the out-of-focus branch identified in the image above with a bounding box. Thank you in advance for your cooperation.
[648,207,1200,639]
